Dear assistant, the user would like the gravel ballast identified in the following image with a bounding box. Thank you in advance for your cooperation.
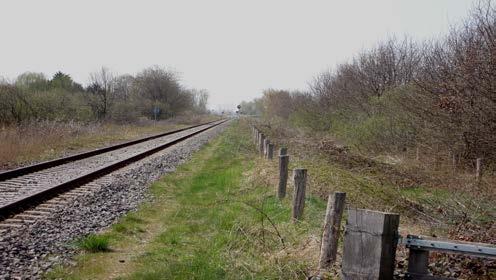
[0,121,230,279]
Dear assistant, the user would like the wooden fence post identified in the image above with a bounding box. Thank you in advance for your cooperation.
[259,134,265,155]
[278,155,289,199]
[342,209,400,280]
[319,192,346,269]
[265,140,271,158]
[267,143,274,160]
[476,158,483,179]
[263,138,270,158]
[292,168,307,221]
[452,152,457,174]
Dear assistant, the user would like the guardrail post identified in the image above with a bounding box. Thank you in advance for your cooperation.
[278,154,289,199]
[292,168,307,221]
[267,143,274,160]
[399,234,496,279]
[342,209,400,280]
[407,248,430,278]
[319,192,346,269]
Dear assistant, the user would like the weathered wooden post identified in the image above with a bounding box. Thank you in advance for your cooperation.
[265,140,271,158]
[452,152,457,174]
[267,143,274,160]
[476,157,483,179]
[292,168,307,221]
[342,209,400,280]
[415,147,420,161]
[259,134,265,155]
[319,192,346,269]
[263,138,270,157]
[278,154,289,199]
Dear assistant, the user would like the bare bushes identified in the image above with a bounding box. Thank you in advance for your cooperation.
[254,1,496,166]
[414,2,496,162]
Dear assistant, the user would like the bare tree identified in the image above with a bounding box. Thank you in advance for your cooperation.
[133,66,191,119]
[113,74,135,100]
[190,89,209,113]
[87,67,116,120]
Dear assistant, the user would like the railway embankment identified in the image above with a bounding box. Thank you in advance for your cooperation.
[0,121,229,278]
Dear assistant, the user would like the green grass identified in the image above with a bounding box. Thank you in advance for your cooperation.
[46,120,326,280]
[76,234,111,253]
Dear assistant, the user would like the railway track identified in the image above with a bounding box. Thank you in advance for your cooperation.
[0,119,227,222]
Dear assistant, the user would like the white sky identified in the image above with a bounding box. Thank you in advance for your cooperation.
[0,0,478,110]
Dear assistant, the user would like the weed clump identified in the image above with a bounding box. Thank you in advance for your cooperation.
[76,234,110,253]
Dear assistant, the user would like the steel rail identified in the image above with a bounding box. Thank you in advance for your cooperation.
[0,119,220,182]
[0,119,227,219]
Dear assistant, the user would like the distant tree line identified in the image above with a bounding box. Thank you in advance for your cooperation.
[0,66,209,124]
[243,1,496,164]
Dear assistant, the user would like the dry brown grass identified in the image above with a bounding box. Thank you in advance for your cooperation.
[0,115,217,170]
[0,121,97,169]
[250,118,495,279]
[251,118,495,234]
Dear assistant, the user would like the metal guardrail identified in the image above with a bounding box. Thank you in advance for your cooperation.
[399,234,496,279]
[400,235,496,259]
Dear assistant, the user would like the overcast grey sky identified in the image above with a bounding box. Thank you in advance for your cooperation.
[0,0,478,110]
